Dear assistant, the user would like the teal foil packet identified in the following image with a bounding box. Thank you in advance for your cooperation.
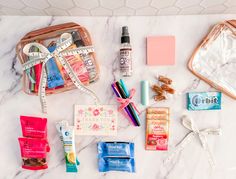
[187,92,221,111]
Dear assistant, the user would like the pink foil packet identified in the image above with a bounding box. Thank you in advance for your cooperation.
[18,137,48,170]
[20,116,47,139]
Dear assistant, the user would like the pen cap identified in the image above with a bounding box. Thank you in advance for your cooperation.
[141,80,149,106]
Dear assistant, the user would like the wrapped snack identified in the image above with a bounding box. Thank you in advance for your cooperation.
[20,116,47,138]
[146,113,168,120]
[98,142,134,158]
[98,157,135,173]
[152,85,163,95]
[145,107,170,151]
[152,75,175,102]
[56,121,80,166]
[146,107,169,114]
[158,75,172,85]
[187,91,221,110]
[61,125,79,173]
[18,138,48,170]
[161,84,175,94]
[154,95,166,101]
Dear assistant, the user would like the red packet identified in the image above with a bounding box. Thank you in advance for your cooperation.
[34,64,42,92]
[20,116,47,139]
[18,138,48,170]
[62,54,90,85]
[145,107,169,150]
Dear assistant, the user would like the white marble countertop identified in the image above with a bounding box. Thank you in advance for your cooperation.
[1,14,236,179]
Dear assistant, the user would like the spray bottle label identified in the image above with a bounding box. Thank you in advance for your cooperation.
[120,49,132,75]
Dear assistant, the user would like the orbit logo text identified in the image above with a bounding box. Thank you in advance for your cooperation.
[192,95,218,107]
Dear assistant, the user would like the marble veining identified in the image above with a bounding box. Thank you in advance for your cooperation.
[0,15,236,179]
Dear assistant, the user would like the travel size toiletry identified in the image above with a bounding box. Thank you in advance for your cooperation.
[145,107,169,151]
[120,26,132,77]
[187,91,221,110]
[71,31,97,82]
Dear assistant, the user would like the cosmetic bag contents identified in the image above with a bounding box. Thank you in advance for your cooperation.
[187,91,222,111]
[18,115,50,170]
[152,75,175,102]
[16,22,100,113]
[97,142,135,173]
[145,107,170,151]
[74,105,118,136]
[56,120,80,172]
[111,79,140,126]
[46,45,65,89]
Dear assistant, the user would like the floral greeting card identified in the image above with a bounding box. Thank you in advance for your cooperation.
[74,105,118,136]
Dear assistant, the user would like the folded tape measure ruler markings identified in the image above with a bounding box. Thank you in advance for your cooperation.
[22,33,99,113]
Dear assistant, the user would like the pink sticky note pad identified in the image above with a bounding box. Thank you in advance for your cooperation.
[146,36,175,66]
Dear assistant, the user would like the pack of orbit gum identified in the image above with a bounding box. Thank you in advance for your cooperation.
[187,91,221,111]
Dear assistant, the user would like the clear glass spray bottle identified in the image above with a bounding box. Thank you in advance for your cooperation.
[120,26,132,77]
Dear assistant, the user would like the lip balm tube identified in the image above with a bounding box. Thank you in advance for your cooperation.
[141,80,149,106]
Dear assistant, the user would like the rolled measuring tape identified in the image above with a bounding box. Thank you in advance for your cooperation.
[22,33,100,113]
[141,80,149,106]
